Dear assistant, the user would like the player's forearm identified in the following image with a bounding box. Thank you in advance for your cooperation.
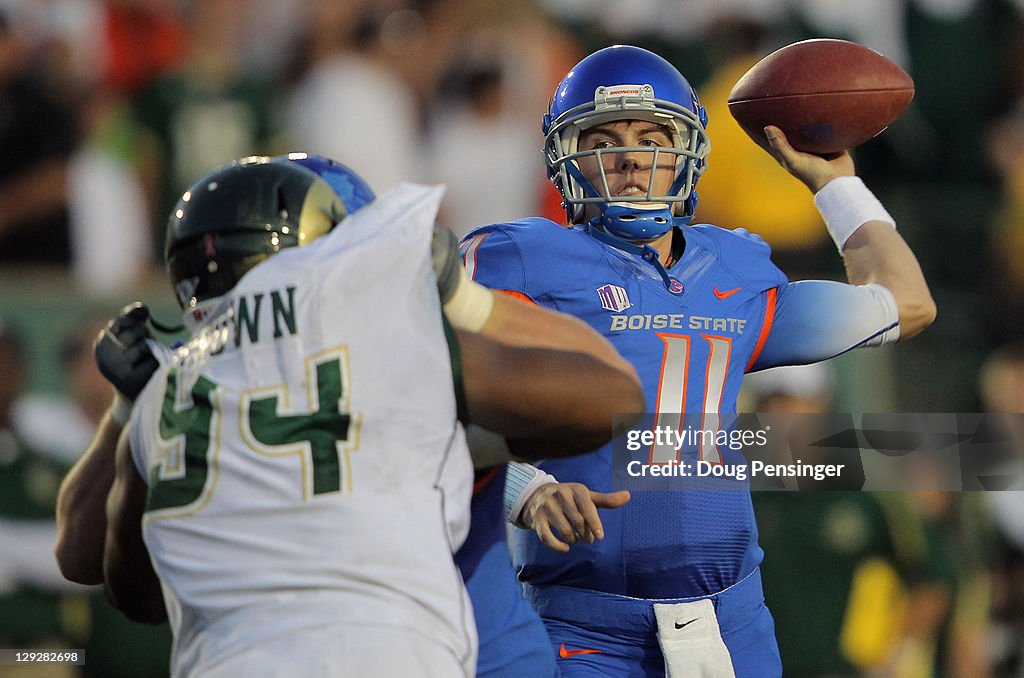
[103,542,166,624]
[103,525,166,624]
[484,292,638,379]
[841,222,936,339]
[459,331,643,456]
[810,172,936,339]
[507,358,643,457]
[103,432,166,624]
[765,127,936,340]
[54,409,121,585]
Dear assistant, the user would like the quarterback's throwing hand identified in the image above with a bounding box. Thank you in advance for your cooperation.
[521,482,630,553]
[763,124,855,193]
[94,302,159,401]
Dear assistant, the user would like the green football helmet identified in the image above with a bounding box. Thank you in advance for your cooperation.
[166,157,346,310]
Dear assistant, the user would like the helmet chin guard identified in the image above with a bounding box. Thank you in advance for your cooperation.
[589,202,694,242]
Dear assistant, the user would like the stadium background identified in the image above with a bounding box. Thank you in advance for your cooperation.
[0,0,1022,676]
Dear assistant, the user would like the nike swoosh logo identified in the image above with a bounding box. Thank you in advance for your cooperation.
[559,643,603,658]
[713,286,741,299]
[675,618,698,629]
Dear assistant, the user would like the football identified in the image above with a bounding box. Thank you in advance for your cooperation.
[727,38,914,155]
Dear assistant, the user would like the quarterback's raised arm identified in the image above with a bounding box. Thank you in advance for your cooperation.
[764,125,936,339]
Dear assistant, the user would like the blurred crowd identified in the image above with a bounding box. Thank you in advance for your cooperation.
[3,0,1024,676]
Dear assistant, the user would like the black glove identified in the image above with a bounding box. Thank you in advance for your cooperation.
[94,302,160,400]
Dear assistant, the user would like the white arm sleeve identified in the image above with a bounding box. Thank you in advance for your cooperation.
[750,281,900,372]
[504,461,557,528]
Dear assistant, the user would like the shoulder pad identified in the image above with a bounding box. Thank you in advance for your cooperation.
[461,217,576,251]
[460,218,583,296]
[685,224,787,291]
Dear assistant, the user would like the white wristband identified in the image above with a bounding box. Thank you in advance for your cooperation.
[504,461,557,528]
[443,265,494,332]
[813,176,895,253]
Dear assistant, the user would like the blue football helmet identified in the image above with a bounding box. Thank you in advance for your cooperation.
[543,45,710,242]
[272,152,376,215]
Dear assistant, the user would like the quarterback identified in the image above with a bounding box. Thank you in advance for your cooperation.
[464,45,935,677]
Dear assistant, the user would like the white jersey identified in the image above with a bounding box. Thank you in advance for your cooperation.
[129,183,475,677]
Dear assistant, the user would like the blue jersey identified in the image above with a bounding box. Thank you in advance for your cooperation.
[455,466,507,581]
[462,218,787,598]
[455,466,559,677]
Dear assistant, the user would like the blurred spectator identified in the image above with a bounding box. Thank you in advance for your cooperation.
[0,9,77,267]
[977,344,1024,677]
[15,318,113,464]
[67,86,156,296]
[0,320,90,678]
[539,0,787,44]
[901,0,1018,183]
[746,363,953,678]
[16,315,173,678]
[134,0,277,253]
[283,0,420,194]
[912,489,994,678]
[424,62,538,238]
[985,100,1024,345]
[100,0,185,97]
[237,0,309,83]
[1,0,104,100]
[740,362,833,414]
[787,0,907,67]
[418,0,585,224]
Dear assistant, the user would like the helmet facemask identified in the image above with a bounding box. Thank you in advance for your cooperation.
[544,85,710,241]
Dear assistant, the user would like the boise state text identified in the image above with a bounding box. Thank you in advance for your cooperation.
[609,312,749,334]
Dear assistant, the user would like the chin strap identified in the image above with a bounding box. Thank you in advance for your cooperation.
[587,222,677,290]
[594,202,674,241]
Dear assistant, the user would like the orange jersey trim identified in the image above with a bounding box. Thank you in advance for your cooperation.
[473,465,502,495]
[498,289,537,305]
[745,287,778,372]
